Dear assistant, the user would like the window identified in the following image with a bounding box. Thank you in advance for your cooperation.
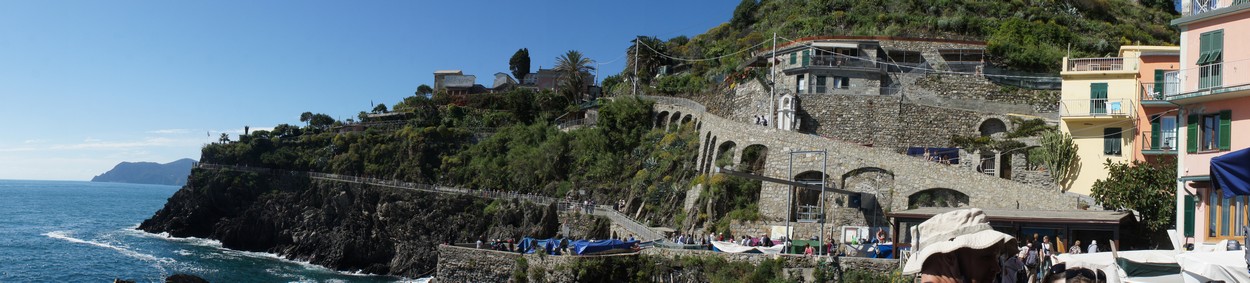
[1103,127,1121,155]
[1198,30,1224,89]
[790,52,796,65]
[796,75,806,94]
[815,76,827,94]
[834,76,850,89]
[1150,115,1178,150]
[1207,189,1249,241]
[1160,116,1177,149]
[1189,111,1232,152]
[1202,114,1220,151]
[1090,83,1108,115]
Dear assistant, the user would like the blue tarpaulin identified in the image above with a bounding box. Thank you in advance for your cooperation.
[571,239,638,255]
[1213,148,1250,198]
[906,147,960,164]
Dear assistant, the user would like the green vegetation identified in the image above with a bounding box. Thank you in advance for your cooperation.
[510,48,531,83]
[1090,157,1177,246]
[1030,131,1079,187]
[611,0,1178,93]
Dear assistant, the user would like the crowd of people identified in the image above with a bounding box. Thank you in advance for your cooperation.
[998,233,1107,282]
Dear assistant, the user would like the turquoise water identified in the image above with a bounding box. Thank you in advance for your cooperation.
[0,180,425,282]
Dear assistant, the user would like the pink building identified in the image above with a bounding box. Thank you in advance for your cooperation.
[1171,1,1250,246]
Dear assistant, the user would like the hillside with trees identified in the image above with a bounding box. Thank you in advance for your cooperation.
[604,0,1179,96]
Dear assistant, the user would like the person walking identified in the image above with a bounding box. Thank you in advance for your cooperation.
[1070,240,1083,254]
[1088,240,1099,253]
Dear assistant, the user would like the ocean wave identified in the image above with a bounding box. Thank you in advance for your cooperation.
[122,228,224,248]
[43,230,176,267]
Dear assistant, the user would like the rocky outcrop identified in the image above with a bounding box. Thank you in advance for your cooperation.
[139,168,561,277]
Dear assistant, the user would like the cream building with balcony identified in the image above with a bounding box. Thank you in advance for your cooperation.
[1058,46,1180,195]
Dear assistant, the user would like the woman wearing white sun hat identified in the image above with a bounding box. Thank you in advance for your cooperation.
[903,208,1018,283]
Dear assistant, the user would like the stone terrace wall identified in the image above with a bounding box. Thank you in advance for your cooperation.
[436,244,898,282]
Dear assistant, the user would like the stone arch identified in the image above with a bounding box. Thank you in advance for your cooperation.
[681,114,693,128]
[712,140,737,169]
[841,167,895,209]
[737,144,769,173]
[656,111,670,129]
[669,111,683,131]
[699,132,713,173]
[703,136,718,174]
[978,118,1008,137]
[696,121,702,131]
[792,170,831,222]
[907,188,970,209]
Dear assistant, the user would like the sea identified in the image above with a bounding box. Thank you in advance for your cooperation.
[0,180,430,283]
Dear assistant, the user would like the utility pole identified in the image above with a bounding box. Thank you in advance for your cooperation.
[769,33,777,128]
[633,36,640,96]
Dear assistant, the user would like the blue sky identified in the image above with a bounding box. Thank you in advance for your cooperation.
[0,1,735,181]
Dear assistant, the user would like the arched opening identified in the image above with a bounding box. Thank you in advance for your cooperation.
[841,167,894,210]
[713,141,737,168]
[681,114,693,129]
[656,111,670,129]
[792,170,829,222]
[703,136,718,174]
[907,188,969,209]
[738,144,769,173]
[669,111,683,131]
[979,118,1008,137]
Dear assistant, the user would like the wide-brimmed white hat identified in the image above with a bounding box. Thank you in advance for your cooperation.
[902,208,1016,275]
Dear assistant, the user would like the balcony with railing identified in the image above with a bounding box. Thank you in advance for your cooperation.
[785,54,885,74]
[1059,98,1136,118]
[1063,57,1137,73]
[1141,131,1179,155]
[1139,81,1179,106]
[1167,59,1250,102]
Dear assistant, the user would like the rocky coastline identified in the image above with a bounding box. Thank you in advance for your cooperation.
[139,168,562,277]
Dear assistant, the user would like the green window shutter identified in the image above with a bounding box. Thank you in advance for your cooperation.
[1188,114,1199,153]
[1151,115,1161,150]
[802,50,810,67]
[1104,128,1121,155]
[1153,70,1165,96]
[1214,30,1223,63]
[790,52,796,64]
[1199,33,1210,65]
[1091,83,1108,115]
[1219,110,1232,151]
[1184,195,1196,237]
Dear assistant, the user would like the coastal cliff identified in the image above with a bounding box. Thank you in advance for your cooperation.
[139,168,561,277]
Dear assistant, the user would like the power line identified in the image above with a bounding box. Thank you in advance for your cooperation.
[635,37,770,62]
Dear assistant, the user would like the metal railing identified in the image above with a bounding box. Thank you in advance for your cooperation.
[1167,60,1250,100]
[1140,131,1179,152]
[807,55,879,69]
[1140,81,1179,102]
[637,95,707,112]
[802,86,902,96]
[1059,98,1136,117]
[1065,57,1132,72]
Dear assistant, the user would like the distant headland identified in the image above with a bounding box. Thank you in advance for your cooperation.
[91,158,196,186]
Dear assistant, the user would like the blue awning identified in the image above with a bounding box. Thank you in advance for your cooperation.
[1212,148,1250,198]
[905,147,960,164]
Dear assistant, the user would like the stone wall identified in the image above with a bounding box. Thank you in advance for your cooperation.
[435,244,900,283]
[653,96,1078,242]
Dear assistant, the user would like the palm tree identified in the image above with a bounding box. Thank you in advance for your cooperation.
[554,50,594,102]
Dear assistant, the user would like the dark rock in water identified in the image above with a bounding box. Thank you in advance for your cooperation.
[165,274,209,283]
[139,169,560,277]
[92,158,196,186]
[113,279,136,283]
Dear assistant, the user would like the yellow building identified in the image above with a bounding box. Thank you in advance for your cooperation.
[1058,46,1180,195]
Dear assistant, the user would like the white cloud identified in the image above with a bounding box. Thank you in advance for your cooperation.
[146,129,191,134]
[53,137,189,150]
[23,139,42,144]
